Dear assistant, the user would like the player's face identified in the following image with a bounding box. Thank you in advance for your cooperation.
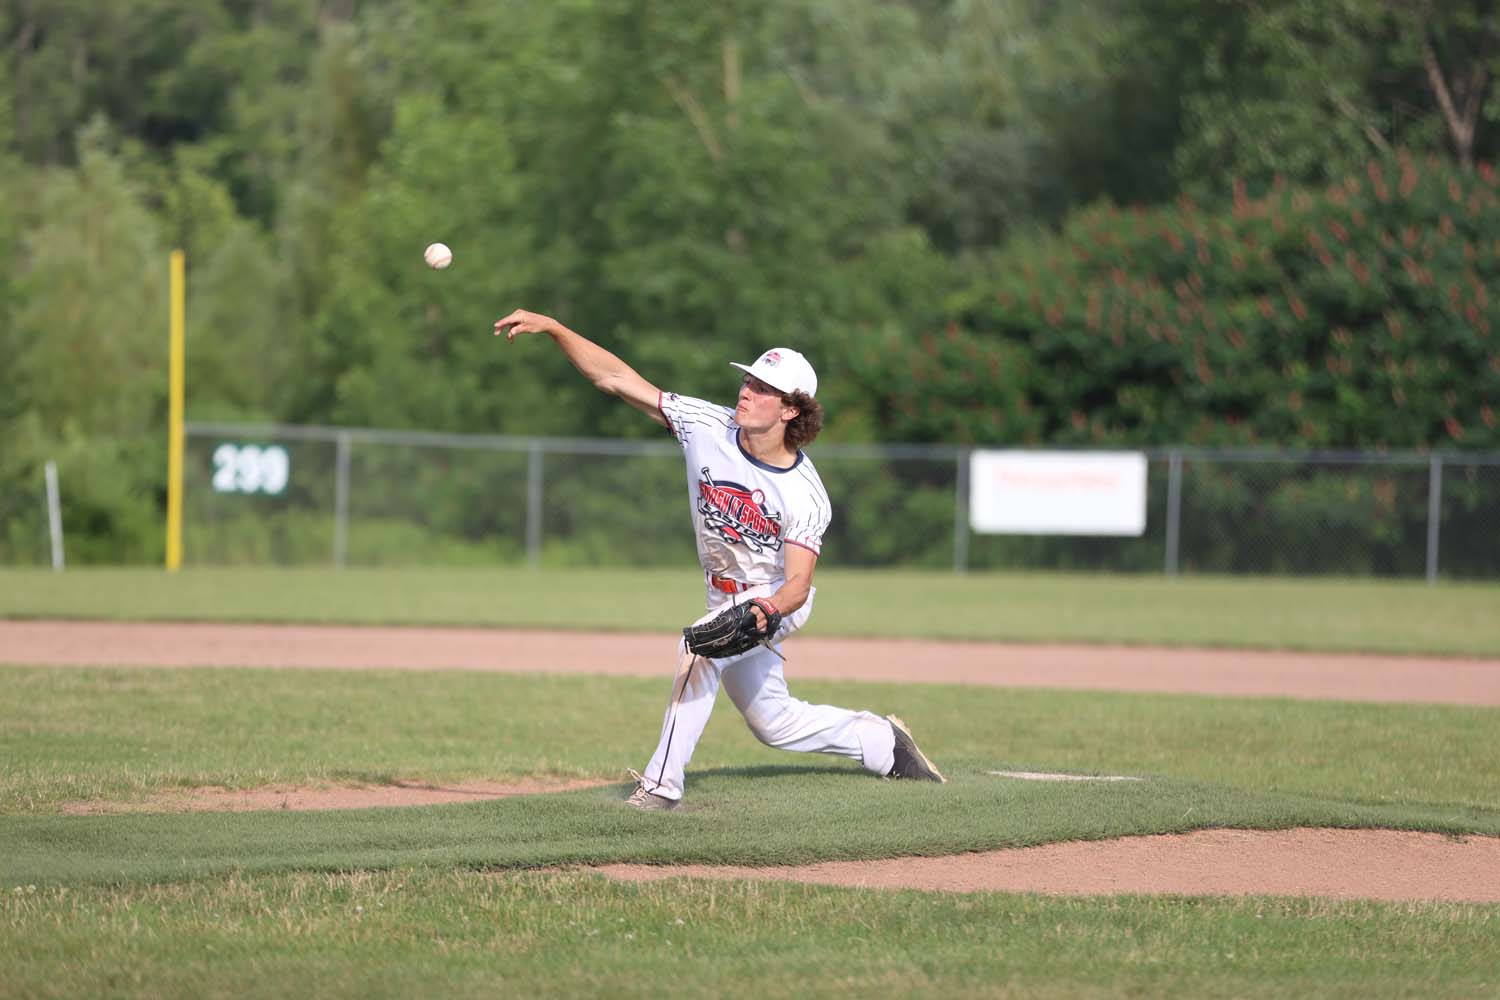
[736,375,795,431]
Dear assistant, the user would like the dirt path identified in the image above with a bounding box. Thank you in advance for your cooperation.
[9,619,1500,901]
[598,828,1500,902]
[59,778,614,815]
[5,620,1499,705]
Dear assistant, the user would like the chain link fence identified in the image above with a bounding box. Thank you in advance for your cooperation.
[5,421,1498,580]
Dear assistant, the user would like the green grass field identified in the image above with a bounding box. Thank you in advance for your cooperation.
[3,565,1499,654]
[6,872,1498,998]
[3,567,1498,996]
[11,869,1500,995]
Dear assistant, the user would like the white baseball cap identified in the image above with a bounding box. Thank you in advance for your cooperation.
[731,347,818,398]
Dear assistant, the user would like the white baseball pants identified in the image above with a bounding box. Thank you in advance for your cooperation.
[638,583,896,801]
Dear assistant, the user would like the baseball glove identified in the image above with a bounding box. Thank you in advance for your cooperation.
[683,598,782,658]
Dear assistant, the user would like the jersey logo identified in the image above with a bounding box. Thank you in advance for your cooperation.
[697,468,783,552]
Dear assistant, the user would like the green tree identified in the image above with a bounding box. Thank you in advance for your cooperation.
[1173,0,1500,199]
[303,0,958,439]
[964,152,1500,450]
[164,157,295,421]
[1,123,169,561]
[8,124,165,437]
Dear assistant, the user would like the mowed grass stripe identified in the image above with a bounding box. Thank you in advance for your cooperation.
[3,870,1499,998]
[3,666,1497,814]
[2,665,1498,886]
[2,566,1498,655]
[5,768,1499,888]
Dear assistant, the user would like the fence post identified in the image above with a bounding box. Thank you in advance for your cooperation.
[953,449,970,573]
[1426,453,1443,585]
[44,460,64,571]
[333,431,351,569]
[1164,449,1183,576]
[526,440,544,569]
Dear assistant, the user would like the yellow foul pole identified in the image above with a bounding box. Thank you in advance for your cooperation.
[166,250,186,571]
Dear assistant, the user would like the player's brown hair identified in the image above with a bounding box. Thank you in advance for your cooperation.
[783,391,824,451]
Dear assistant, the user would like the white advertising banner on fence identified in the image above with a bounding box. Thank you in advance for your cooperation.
[970,450,1148,536]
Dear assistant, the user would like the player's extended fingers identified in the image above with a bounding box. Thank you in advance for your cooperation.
[493,309,528,337]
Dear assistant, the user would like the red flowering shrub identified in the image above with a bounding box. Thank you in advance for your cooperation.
[968,152,1500,450]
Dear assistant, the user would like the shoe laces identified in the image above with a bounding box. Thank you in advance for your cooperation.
[625,768,651,802]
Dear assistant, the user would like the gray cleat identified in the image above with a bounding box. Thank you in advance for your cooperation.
[625,769,681,811]
[885,715,946,783]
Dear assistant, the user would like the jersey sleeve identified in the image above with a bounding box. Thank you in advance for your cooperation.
[658,392,735,448]
[782,465,833,555]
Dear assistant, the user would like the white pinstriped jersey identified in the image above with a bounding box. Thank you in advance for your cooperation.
[659,392,832,585]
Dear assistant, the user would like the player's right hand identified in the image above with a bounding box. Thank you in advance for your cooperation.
[494,309,555,341]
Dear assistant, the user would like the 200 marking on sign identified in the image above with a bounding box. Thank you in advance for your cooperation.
[211,444,290,495]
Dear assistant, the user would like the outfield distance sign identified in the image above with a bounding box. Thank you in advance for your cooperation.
[970,450,1147,536]
[211,443,290,496]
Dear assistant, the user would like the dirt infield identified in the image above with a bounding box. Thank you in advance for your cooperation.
[597,828,1500,902]
[10,619,1500,901]
[5,619,1499,704]
[59,778,613,815]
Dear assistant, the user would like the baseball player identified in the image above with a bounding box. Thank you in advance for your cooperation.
[496,309,945,810]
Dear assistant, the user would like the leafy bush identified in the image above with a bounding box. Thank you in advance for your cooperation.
[956,152,1500,451]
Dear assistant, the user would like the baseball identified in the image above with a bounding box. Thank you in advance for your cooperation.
[424,242,453,270]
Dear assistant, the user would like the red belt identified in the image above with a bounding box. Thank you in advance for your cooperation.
[707,573,749,594]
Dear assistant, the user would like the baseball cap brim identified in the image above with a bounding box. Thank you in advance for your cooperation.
[729,361,798,396]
